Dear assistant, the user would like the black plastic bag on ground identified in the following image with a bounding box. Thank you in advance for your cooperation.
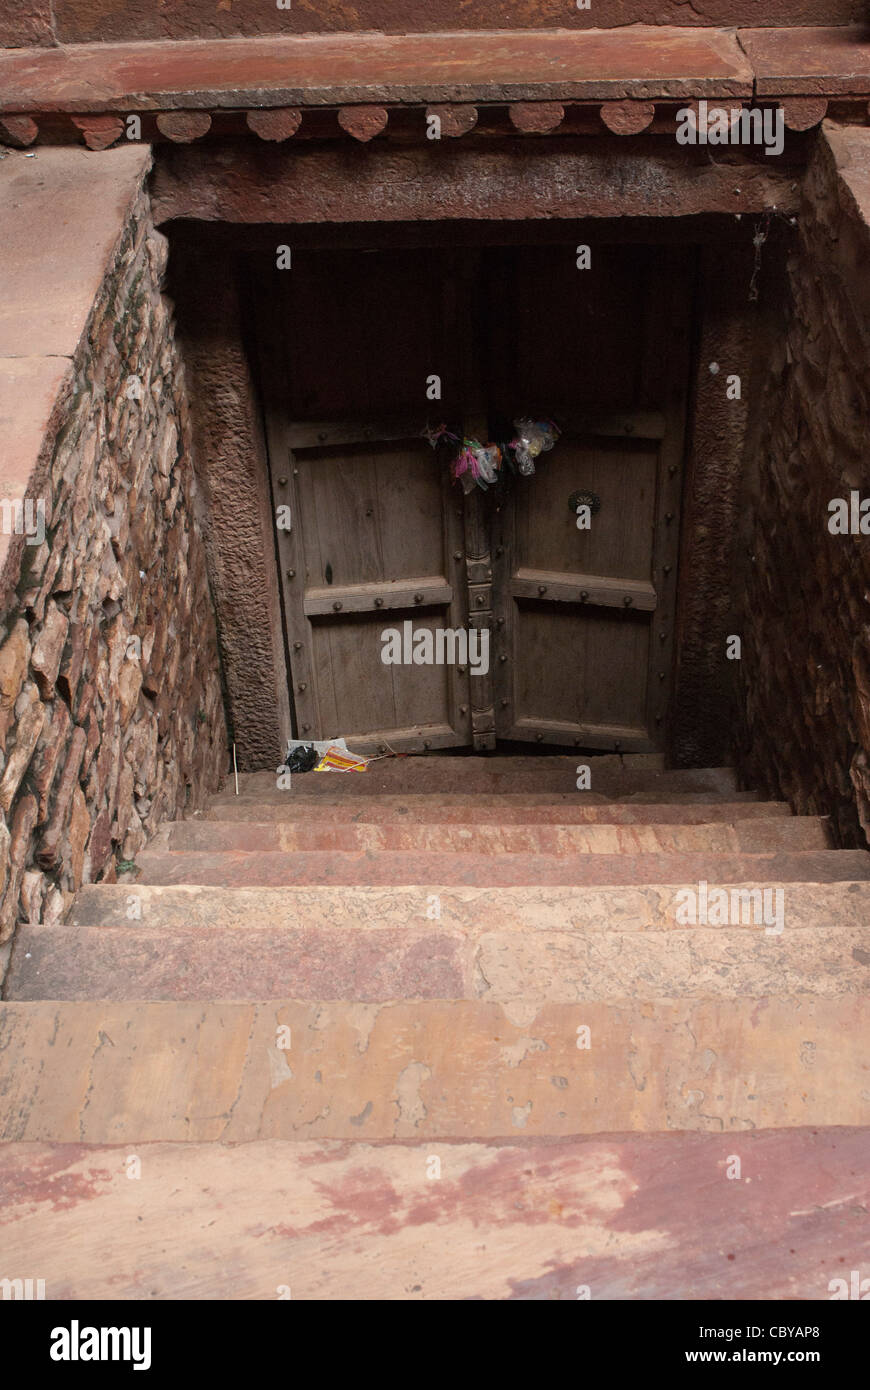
[281,744,319,774]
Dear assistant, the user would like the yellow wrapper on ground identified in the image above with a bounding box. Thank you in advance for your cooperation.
[314,746,369,772]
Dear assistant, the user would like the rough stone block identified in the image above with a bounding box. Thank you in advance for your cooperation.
[0,621,31,751]
[36,725,87,871]
[31,603,68,702]
[0,700,45,815]
[2,794,36,943]
[68,785,90,889]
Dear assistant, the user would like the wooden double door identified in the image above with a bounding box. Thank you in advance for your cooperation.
[255,242,693,754]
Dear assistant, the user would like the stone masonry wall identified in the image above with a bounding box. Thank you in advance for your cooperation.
[736,123,870,847]
[29,0,865,46]
[0,157,227,941]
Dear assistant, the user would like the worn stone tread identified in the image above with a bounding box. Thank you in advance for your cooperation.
[218,763,741,799]
[68,879,870,933]
[2,998,869,1141]
[208,791,765,814]
[204,797,788,824]
[1,1128,868,1300]
[161,815,826,856]
[8,920,870,1003]
[129,847,870,888]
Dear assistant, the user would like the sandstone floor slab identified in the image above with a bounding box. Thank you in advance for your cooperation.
[1,1128,867,1299]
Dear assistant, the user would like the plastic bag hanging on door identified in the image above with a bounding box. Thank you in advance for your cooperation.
[475,444,501,486]
[510,418,561,476]
[452,439,502,493]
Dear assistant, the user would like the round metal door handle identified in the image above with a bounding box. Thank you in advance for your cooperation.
[332,601,342,611]
[538,585,547,595]
[374,597,384,607]
[414,593,424,604]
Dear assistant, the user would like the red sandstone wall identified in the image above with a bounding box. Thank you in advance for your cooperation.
[0,0,861,47]
[737,124,870,846]
[169,232,293,772]
[0,178,227,938]
[0,2,53,47]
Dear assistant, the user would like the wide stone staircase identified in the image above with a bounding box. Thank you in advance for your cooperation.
[2,754,869,1300]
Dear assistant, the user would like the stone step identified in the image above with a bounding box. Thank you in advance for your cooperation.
[8,920,869,1002]
[2,998,869,1141]
[160,815,827,857]
[69,879,870,934]
[209,791,766,817]
[129,847,870,888]
[355,755,667,773]
[2,1127,867,1300]
[217,764,741,799]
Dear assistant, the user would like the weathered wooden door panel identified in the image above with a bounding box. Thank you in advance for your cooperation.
[256,250,473,753]
[510,603,655,746]
[488,245,693,751]
[515,439,659,581]
[290,434,468,750]
[295,440,447,592]
[309,608,459,746]
[491,423,668,751]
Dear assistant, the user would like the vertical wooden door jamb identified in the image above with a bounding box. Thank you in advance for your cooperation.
[641,245,695,754]
[253,261,322,743]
